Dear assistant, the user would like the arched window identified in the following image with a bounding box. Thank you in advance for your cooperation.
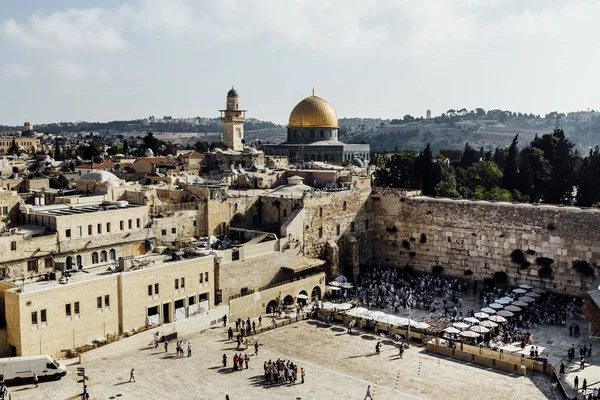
[76,255,82,269]
[319,207,323,217]
[66,256,73,270]
[100,250,107,262]
[91,252,99,264]
[109,249,116,261]
[343,201,347,211]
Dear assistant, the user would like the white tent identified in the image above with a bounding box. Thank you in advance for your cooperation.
[452,322,470,330]
[474,312,489,319]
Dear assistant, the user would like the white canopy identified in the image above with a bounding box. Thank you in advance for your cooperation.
[525,292,541,298]
[474,312,489,319]
[335,303,353,311]
[495,298,511,305]
[297,294,309,299]
[488,315,507,323]
[479,320,498,328]
[497,310,514,317]
[511,301,529,307]
[345,307,369,317]
[470,325,489,333]
[460,331,480,338]
[443,327,461,334]
[328,281,340,286]
[464,317,480,324]
[512,288,528,294]
[518,296,535,303]
[481,307,496,314]
[504,305,522,312]
[452,322,470,330]
[519,284,534,289]
[364,310,386,319]
[489,303,504,309]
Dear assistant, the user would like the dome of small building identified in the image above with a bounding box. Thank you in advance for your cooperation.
[211,147,223,153]
[227,87,239,98]
[145,148,154,157]
[78,170,120,183]
[288,95,338,128]
[243,147,260,154]
[352,158,365,168]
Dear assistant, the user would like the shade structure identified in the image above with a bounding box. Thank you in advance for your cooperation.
[504,305,522,312]
[452,322,470,330]
[512,288,528,294]
[345,307,368,317]
[327,286,341,291]
[464,317,480,324]
[532,288,546,294]
[480,320,498,328]
[470,325,489,333]
[497,310,514,317]
[392,317,410,326]
[364,310,386,319]
[488,315,507,323]
[339,282,354,289]
[511,301,528,307]
[460,331,480,338]
[443,327,461,334]
[398,319,423,328]
[481,307,496,314]
[296,294,309,299]
[335,303,353,311]
[321,302,336,310]
[518,296,535,303]
[413,322,430,330]
[495,298,511,305]
[489,303,504,309]
[377,314,399,323]
[519,284,534,289]
[328,281,340,286]
[499,297,514,303]
[525,292,541,298]
[474,312,490,319]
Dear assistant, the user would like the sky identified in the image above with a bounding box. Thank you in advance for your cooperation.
[1,0,599,126]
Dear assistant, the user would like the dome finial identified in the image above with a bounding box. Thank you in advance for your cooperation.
[312,86,315,96]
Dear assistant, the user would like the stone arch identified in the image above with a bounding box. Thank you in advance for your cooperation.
[343,201,347,211]
[311,286,322,301]
[100,250,107,262]
[109,249,116,261]
[266,300,278,315]
[91,252,99,264]
[66,256,73,270]
[283,295,294,306]
[76,255,82,269]
[298,290,308,306]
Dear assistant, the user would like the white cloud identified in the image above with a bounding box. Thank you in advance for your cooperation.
[0,64,33,78]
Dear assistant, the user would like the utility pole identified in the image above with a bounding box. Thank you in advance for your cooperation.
[77,367,89,399]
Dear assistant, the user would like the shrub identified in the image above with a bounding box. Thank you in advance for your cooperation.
[547,224,556,231]
[432,265,444,274]
[409,251,416,257]
[463,269,473,276]
[538,266,553,279]
[535,257,554,268]
[420,233,427,244]
[573,260,595,277]
[409,237,415,242]
[493,271,509,284]
[402,240,411,249]
[511,249,526,265]
[387,226,398,233]
[526,249,536,255]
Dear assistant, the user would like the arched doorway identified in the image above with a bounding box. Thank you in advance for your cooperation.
[100,250,107,262]
[76,255,82,269]
[282,295,294,310]
[297,290,308,307]
[266,300,278,316]
[109,249,116,261]
[66,256,73,270]
[92,252,98,264]
[311,286,321,302]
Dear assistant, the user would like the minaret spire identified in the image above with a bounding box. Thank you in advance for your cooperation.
[312,86,315,96]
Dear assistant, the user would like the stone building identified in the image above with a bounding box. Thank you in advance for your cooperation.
[0,137,39,154]
[262,92,370,164]
[220,87,246,152]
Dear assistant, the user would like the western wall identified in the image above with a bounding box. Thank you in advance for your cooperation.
[372,188,600,295]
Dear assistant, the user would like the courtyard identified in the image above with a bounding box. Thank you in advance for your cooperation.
[7,317,561,400]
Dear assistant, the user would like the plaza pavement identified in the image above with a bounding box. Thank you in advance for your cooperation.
[7,315,560,400]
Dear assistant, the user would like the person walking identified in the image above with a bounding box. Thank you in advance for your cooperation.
[0,382,7,400]
[271,317,276,328]
[575,375,579,391]
[244,354,249,369]
[129,368,136,382]
[559,362,565,377]
[187,342,192,357]
[301,367,305,384]
[33,373,38,388]
[222,353,227,367]
[258,315,262,326]
[364,384,373,400]
[375,341,381,355]
[223,314,227,327]
[228,327,234,341]
[581,358,585,370]
[254,341,259,356]
[399,343,405,359]
[164,340,169,353]
[154,332,160,348]
[583,378,587,394]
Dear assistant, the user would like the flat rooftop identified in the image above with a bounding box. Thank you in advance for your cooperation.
[22,202,142,217]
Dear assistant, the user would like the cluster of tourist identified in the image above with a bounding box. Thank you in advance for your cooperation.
[263,359,304,385]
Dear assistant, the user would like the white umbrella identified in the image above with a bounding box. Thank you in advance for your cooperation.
[443,327,461,334]
[327,286,341,291]
[481,307,496,314]
[328,281,340,286]
[297,294,309,299]
[470,325,489,333]
[453,322,470,330]
[525,292,540,298]
[339,283,354,289]
[495,298,511,305]
[504,305,522,312]
[519,296,535,303]
[464,317,480,324]
[512,288,528,294]
[497,310,514,317]
[480,320,498,328]
[488,315,507,323]
[460,331,480,338]
[489,303,504,309]
[499,297,514,303]
[511,301,529,307]
[519,284,534,289]
[474,312,489,319]
[345,307,368,317]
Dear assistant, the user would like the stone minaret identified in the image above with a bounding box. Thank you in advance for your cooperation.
[220,87,246,151]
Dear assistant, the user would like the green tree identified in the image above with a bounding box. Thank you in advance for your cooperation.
[435,174,461,198]
[107,144,123,156]
[53,140,63,161]
[50,174,70,189]
[122,139,129,155]
[79,142,103,160]
[459,142,479,168]
[8,138,20,155]
[577,147,600,206]
[518,147,551,202]
[375,151,418,188]
[502,134,519,190]
[142,132,160,154]
[467,161,503,190]
[194,141,209,153]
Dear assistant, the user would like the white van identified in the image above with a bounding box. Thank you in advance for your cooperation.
[0,355,67,384]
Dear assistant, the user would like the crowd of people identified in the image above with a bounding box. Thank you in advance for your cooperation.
[263,359,304,385]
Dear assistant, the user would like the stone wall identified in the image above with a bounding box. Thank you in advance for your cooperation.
[373,189,600,295]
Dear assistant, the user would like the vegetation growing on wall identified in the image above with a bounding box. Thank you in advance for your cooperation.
[432,265,444,274]
[535,257,554,268]
[402,240,410,249]
[573,260,595,277]
[538,266,554,279]
[493,271,509,284]
[420,233,427,244]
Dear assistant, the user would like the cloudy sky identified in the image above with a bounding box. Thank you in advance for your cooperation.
[0,0,598,125]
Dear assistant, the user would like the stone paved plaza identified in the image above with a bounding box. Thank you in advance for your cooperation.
[6,316,561,400]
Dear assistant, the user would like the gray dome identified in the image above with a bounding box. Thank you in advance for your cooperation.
[78,170,120,183]
[352,158,365,168]
[227,87,238,98]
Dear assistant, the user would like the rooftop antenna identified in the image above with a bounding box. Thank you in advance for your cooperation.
[312,86,315,96]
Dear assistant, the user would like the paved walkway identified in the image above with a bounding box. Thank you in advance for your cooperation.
[8,317,557,400]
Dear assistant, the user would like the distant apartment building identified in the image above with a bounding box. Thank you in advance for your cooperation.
[0,137,39,154]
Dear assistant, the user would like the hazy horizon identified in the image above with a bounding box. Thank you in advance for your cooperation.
[1,1,599,126]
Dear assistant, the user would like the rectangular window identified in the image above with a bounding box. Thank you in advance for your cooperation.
[31,311,37,325]
[350,221,355,233]
[148,285,152,296]
[40,309,46,323]
[106,222,111,233]
[199,273,203,283]
[136,218,141,228]
[171,227,176,234]
[204,272,209,283]
[77,226,82,237]
[2,206,7,215]
[318,227,323,238]
[128,219,132,229]
[27,260,37,273]
[44,258,53,269]
[154,283,159,295]
[161,229,167,236]
[88,225,92,235]
[65,229,71,238]
[193,220,197,227]
[97,296,102,309]
[65,304,71,317]
[10,241,16,251]
[120,221,124,230]
[0,268,5,278]
[336,225,340,235]
[188,295,196,305]
[174,279,179,290]
[74,301,80,315]
[97,224,102,234]
[104,295,110,308]
[180,277,185,288]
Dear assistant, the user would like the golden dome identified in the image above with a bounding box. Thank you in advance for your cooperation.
[288,95,338,128]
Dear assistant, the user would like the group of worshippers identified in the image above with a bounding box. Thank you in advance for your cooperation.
[230,353,249,371]
[263,359,304,385]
